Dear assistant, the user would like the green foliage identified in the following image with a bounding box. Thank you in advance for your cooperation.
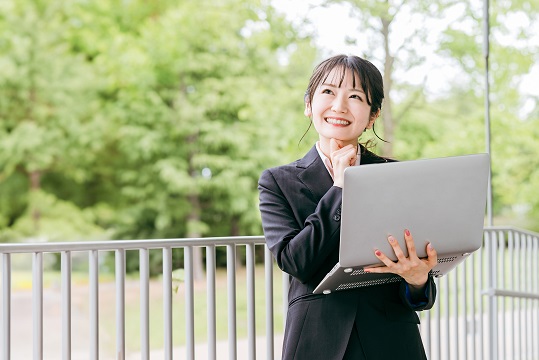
[433,0,539,224]
[11,189,107,242]
[1,0,538,263]
[0,0,317,271]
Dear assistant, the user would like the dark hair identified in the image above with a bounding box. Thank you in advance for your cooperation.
[301,55,386,147]
[305,55,384,117]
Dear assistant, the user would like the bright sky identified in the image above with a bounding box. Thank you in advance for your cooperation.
[271,0,539,114]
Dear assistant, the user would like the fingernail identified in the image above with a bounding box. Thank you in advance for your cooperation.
[428,243,433,251]
[388,235,395,243]
[405,229,410,236]
[375,250,382,256]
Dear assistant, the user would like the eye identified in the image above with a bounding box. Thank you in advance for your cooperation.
[350,94,363,101]
[321,88,333,95]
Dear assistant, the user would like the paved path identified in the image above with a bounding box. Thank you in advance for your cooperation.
[126,336,284,359]
[7,287,283,359]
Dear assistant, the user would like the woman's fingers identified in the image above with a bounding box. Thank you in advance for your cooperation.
[426,242,438,269]
[364,230,437,286]
[387,234,406,261]
[363,249,393,273]
[330,140,357,188]
[331,146,356,166]
[364,235,403,273]
[404,229,418,259]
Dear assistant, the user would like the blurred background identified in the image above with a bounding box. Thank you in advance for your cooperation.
[1,0,538,268]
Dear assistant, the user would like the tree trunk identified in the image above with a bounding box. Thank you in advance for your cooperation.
[380,16,395,158]
[186,135,205,281]
[29,170,41,232]
[187,193,205,282]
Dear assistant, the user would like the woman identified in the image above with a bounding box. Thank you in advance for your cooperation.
[258,55,438,359]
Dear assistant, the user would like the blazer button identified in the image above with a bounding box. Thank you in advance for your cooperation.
[336,207,341,215]
[333,214,341,221]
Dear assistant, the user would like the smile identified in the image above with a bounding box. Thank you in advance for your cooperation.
[325,117,350,125]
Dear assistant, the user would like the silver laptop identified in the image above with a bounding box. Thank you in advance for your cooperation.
[313,153,490,295]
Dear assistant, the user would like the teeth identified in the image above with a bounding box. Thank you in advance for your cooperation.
[326,118,350,125]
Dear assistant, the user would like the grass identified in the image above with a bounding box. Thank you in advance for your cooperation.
[10,269,117,290]
[110,265,286,352]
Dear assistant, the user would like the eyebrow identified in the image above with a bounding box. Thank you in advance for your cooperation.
[321,83,365,93]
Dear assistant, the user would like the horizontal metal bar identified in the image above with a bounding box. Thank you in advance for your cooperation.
[482,288,539,300]
[2,227,536,254]
[483,226,539,237]
[0,236,265,254]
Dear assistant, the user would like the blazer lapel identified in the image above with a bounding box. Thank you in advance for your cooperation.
[296,145,334,202]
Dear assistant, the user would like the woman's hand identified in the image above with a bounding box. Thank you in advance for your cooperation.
[363,229,437,288]
[330,138,357,188]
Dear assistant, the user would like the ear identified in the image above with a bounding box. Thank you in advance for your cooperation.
[304,102,312,117]
[366,110,380,129]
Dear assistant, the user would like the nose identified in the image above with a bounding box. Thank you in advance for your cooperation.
[331,94,347,113]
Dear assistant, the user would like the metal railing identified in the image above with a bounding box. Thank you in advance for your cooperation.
[1,227,538,360]
[1,236,284,360]
[420,226,539,360]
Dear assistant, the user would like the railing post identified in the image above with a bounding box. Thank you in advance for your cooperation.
[227,244,237,360]
[246,243,256,360]
[32,252,43,360]
[531,236,539,358]
[433,276,441,360]
[508,230,516,358]
[184,246,195,359]
[443,275,450,359]
[139,249,150,360]
[89,250,99,360]
[450,267,458,358]
[497,231,506,359]
[206,245,216,360]
[61,251,72,360]
[1,253,11,360]
[485,231,497,360]
[469,251,476,360]
[264,246,274,360]
[162,248,172,360]
[115,249,126,360]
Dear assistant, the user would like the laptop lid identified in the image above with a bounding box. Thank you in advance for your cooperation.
[312,153,489,295]
[339,153,490,269]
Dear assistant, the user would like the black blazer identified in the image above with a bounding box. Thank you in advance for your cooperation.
[258,145,436,360]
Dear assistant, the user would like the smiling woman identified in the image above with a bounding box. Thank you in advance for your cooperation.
[303,56,383,173]
[258,54,437,360]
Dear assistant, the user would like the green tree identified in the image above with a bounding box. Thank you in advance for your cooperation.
[323,0,459,157]
[0,0,316,254]
[0,0,106,242]
[81,0,316,274]
[395,0,539,227]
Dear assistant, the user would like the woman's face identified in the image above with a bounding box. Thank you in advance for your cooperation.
[305,67,376,150]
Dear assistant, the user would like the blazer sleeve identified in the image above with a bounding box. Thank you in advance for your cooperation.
[399,276,437,311]
[258,168,342,283]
